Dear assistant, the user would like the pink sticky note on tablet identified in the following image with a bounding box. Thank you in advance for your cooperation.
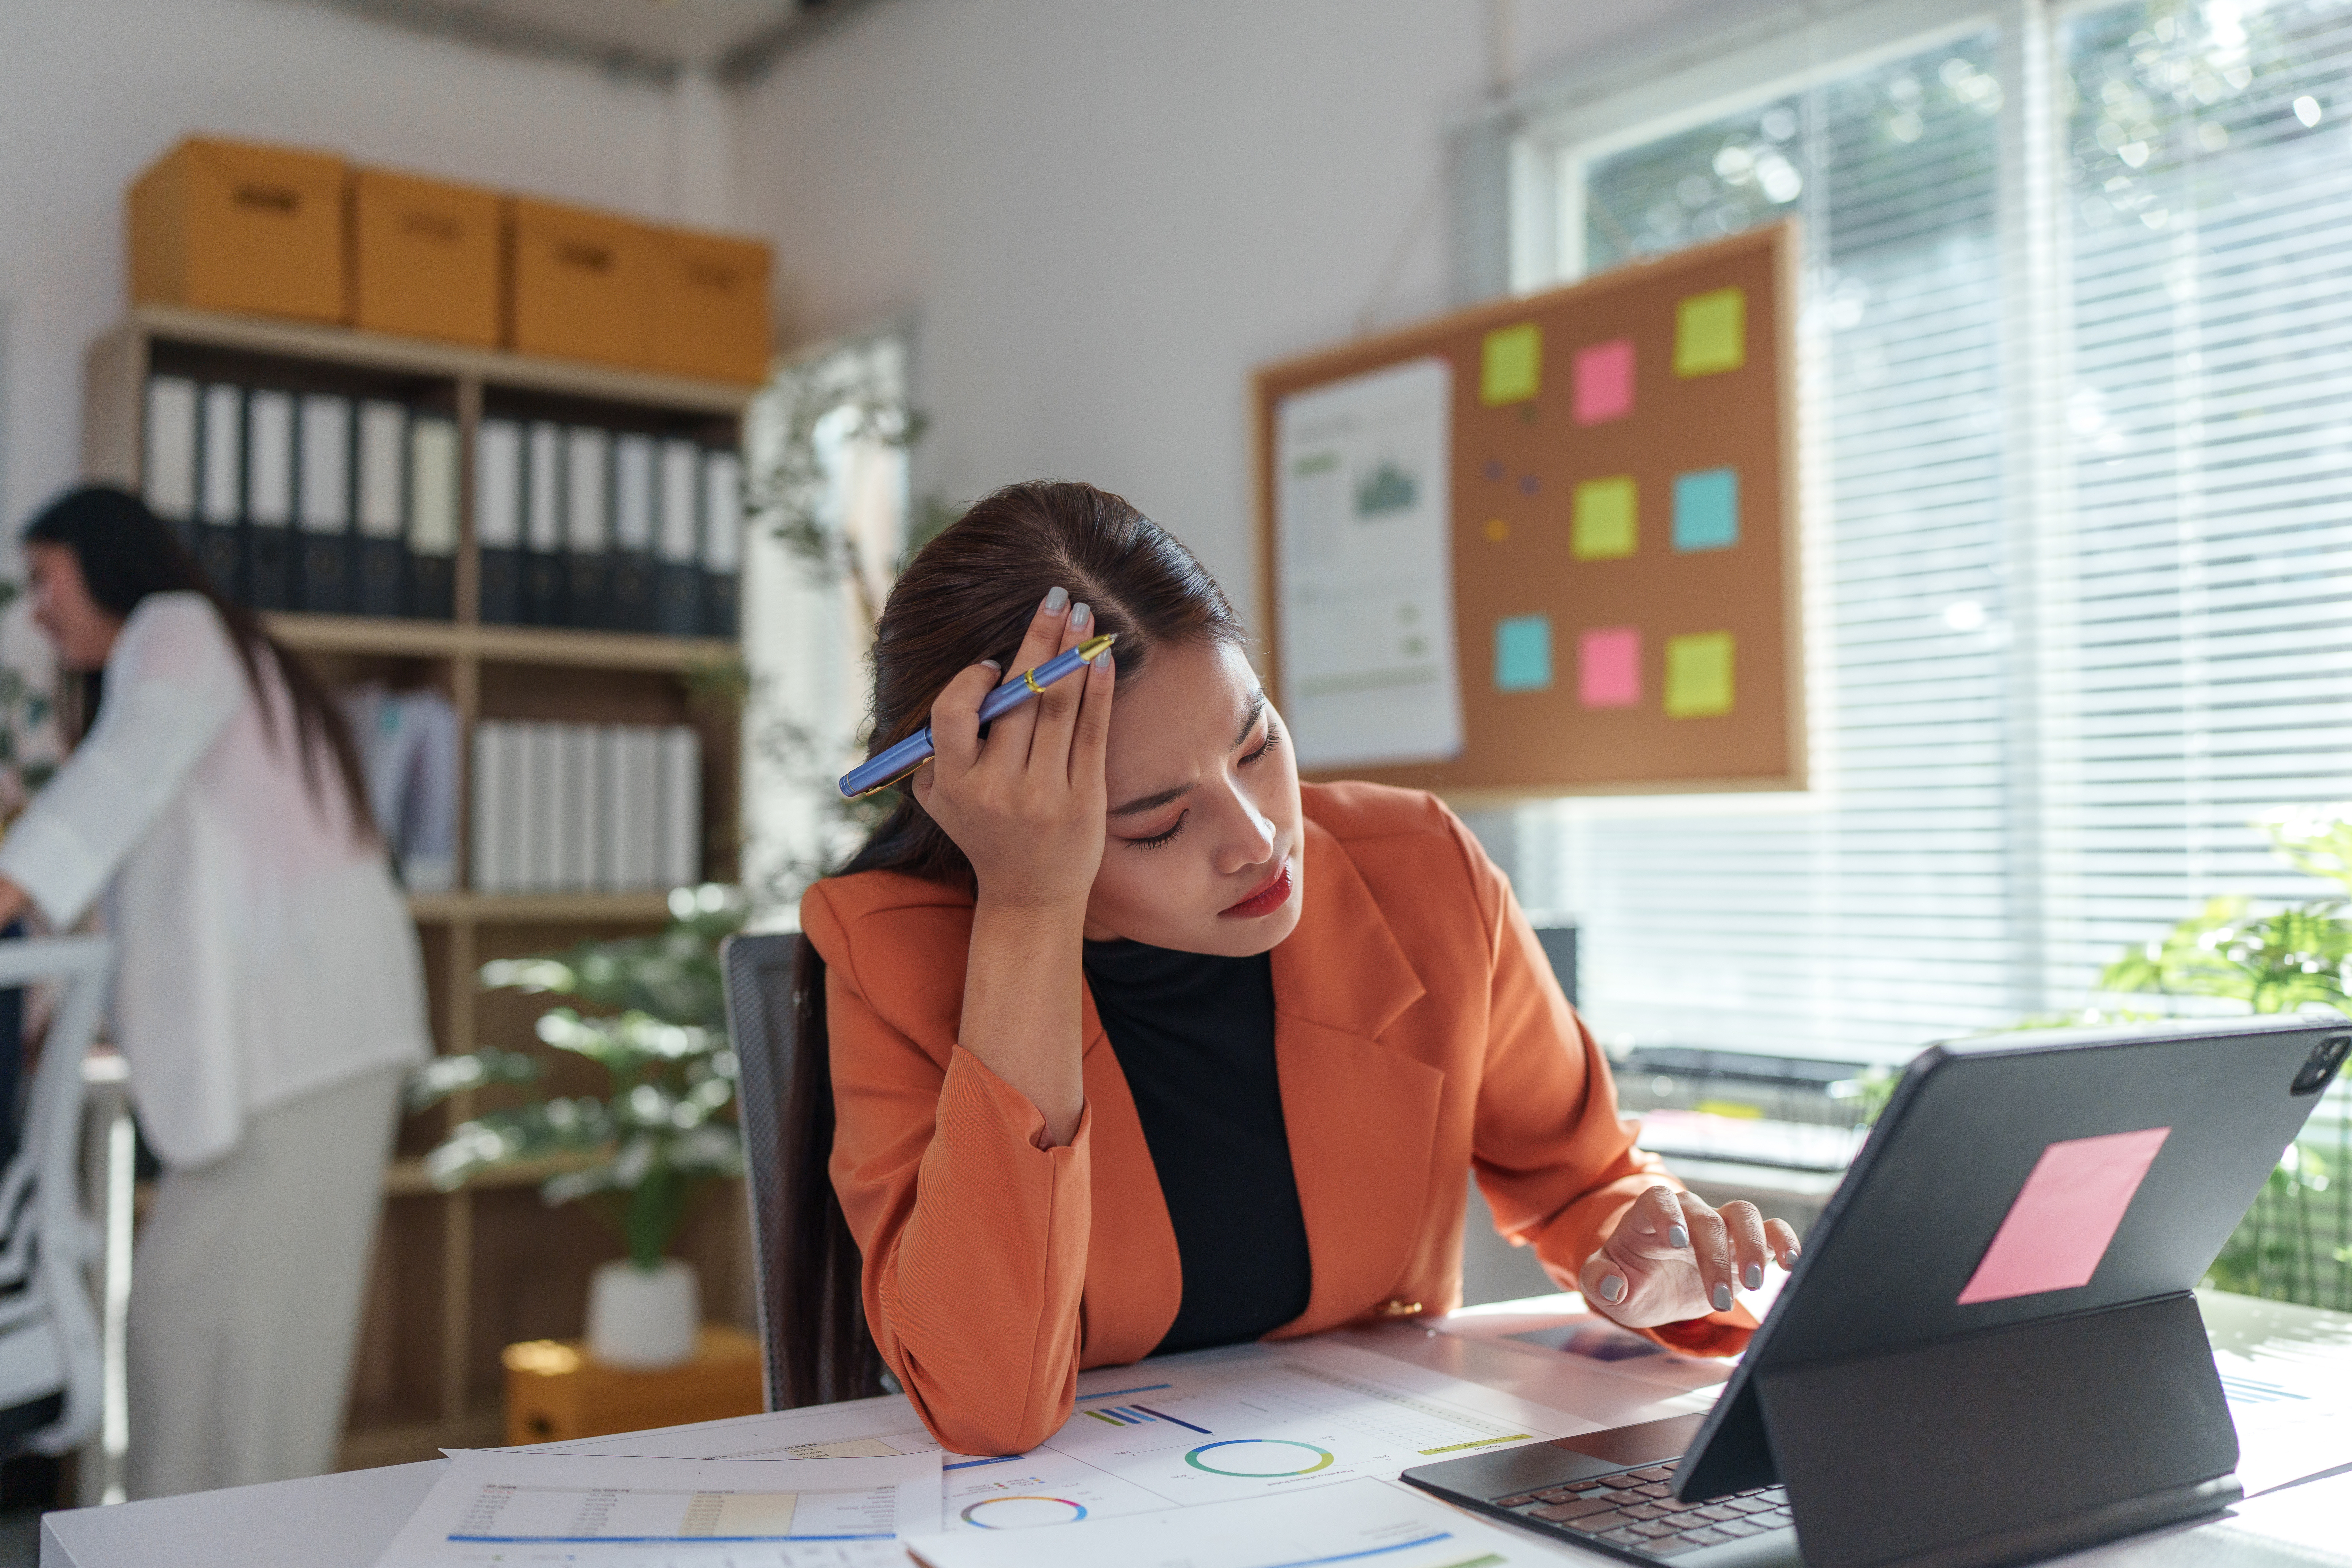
[1957,1127,2170,1304]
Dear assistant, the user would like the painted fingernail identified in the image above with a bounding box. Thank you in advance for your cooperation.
[1783,1244,1801,1266]
[981,659,1001,672]
[1712,1283,1734,1312]
[1745,1263,1764,1291]
[1668,1225,1689,1251]
[1597,1275,1627,1304]
[1070,601,1092,630]
[1043,586,1069,613]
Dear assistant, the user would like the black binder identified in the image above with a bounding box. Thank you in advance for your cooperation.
[476,419,525,626]
[609,433,659,634]
[244,389,297,612]
[297,394,354,616]
[700,448,742,639]
[354,400,409,619]
[564,426,612,631]
[525,422,566,626]
[656,438,702,638]
[196,383,246,602]
[408,415,459,622]
[1406,1018,2351,1568]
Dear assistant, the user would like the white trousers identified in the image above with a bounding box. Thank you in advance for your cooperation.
[126,1066,403,1499]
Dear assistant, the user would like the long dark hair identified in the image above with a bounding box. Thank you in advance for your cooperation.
[24,485,376,842]
[776,480,1246,1407]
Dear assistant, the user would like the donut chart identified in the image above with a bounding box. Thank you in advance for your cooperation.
[1183,1439,1337,1478]
[959,1495,1089,1528]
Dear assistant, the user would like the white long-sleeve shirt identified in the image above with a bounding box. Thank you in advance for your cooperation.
[0,593,428,1168]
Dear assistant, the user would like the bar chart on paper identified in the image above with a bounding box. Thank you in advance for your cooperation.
[371,1450,940,1568]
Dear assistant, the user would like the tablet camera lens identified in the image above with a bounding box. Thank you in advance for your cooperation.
[2291,1035,2349,1097]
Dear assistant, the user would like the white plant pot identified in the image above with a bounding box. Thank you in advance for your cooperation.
[586,1258,700,1369]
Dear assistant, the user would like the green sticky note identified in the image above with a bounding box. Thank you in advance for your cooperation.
[1572,476,1638,560]
[1495,615,1552,691]
[1482,323,1543,406]
[1664,631,1736,718]
[1674,287,1747,378]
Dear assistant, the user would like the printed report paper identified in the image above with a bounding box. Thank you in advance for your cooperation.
[557,1338,1587,1535]
[903,1476,1538,1568]
[1274,356,1463,771]
[371,1448,940,1567]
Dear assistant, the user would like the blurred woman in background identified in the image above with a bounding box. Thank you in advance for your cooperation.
[0,486,428,1497]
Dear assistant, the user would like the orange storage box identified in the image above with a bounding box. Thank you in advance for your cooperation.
[350,169,500,345]
[505,197,653,368]
[128,136,348,322]
[647,227,773,383]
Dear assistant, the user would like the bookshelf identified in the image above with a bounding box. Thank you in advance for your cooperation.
[82,305,759,1466]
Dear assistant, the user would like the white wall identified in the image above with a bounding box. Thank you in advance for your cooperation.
[0,0,725,528]
[732,0,1752,619]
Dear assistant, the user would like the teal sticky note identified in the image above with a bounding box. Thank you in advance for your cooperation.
[1673,467,1739,552]
[1495,615,1552,692]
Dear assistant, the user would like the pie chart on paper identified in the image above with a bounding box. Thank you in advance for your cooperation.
[1183,1439,1337,1478]
[959,1494,1090,1528]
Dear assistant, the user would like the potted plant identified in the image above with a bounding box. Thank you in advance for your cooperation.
[408,884,748,1367]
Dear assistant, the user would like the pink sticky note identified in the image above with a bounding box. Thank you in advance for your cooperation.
[1957,1127,2171,1304]
[1580,627,1642,708]
[1574,339,1636,425]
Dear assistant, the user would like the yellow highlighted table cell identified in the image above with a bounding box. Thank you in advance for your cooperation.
[1665,632,1736,717]
[1572,476,1638,560]
[1482,322,1542,405]
[1674,287,1747,377]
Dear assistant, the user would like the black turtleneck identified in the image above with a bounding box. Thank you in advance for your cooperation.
[1080,938,1314,1356]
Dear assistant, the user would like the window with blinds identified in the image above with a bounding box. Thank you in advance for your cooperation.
[1513,0,2352,1071]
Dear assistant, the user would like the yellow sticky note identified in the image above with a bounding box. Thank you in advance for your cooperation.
[1572,476,1637,560]
[1664,631,1736,717]
[1674,287,1747,378]
[1482,323,1542,406]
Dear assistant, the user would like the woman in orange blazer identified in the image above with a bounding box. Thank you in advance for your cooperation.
[786,482,1799,1458]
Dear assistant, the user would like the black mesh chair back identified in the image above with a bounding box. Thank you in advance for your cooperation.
[720,931,801,1413]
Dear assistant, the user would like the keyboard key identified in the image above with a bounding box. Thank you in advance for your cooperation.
[1717,1519,1765,1538]
[1682,1527,1731,1546]
[1533,1489,1577,1504]
[1619,1504,1667,1520]
[1531,1498,1623,1524]
[1493,1494,1539,1508]
[1567,1511,1634,1534]
[1728,1497,1776,1514]
[1653,1497,1706,1513]
[1600,1527,1649,1546]
[1696,1505,1744,1522]
[1632,1466,1678,1483]
[1753,1509,1793,1528]
[1600,1475,1648,1489]
[1566,1480,1604,1492]
[1634,1483,1673,1498]
[1632,1521,1680,1538]
[1757,1488,1788,1505]
[1647,1538,1708,1557]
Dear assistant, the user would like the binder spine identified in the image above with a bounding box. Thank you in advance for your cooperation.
[700,449,742,639]
[525,422,566,627]
[142,375,199,550]
[610,433,658,634]
[355,400,410,619]
[408,416,459,621]
[297,394,354,615]
[244,390,297,612]
[476,419,525,626]
[656,725,702,889]
[197,384,247,602]
[656,438,703,638]
[564,427,612,631]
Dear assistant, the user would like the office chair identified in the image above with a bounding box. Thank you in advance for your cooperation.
[719,931,805,1414]
[0,936,116,1458]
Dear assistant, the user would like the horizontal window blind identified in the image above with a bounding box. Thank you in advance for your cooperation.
[1518,0,2352,1073]
[1519,28,2020,1064]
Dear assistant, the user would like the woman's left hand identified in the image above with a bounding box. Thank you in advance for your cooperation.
[1579,1185,1800,1328]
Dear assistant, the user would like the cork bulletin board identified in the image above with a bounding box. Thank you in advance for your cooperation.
[1253,224,1804,801]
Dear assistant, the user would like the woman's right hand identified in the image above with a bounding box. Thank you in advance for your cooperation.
[913,586,1116,918]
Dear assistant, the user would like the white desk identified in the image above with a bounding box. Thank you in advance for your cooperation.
[41,1292,2352,1568]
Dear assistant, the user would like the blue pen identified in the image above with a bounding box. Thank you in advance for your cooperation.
[838,634,1117,798]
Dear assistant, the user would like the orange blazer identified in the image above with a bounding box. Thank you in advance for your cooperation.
[801,781,1753,1456]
